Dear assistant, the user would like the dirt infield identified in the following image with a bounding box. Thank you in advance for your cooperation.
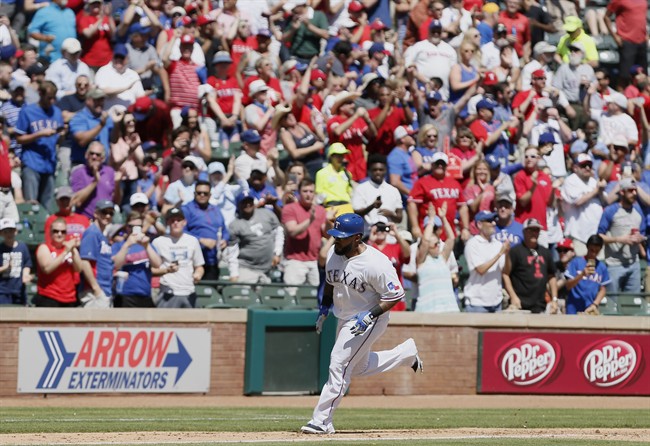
[2,394,649,410]
[2,428,650,445]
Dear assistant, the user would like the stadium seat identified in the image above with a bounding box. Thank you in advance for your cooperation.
[258,285,296,309]
[194,286,226,308]
[617,294,649,316]
[598,296,618,316]
[221,285,261,308]
[293,286,319,309]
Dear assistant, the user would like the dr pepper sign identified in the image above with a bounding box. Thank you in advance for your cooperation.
[478,332,650,395]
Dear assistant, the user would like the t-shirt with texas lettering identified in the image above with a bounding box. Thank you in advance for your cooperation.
[407,174,465,239]
[564,257,610,314]
[508,243,556,313]
[80,223,114,297]
[326,244,404,320]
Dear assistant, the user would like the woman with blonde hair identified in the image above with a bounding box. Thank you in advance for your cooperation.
[459,27,482,66]
[449,39,481,118]
[412,124,439,176]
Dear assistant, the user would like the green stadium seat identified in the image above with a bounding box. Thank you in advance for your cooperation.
[617,294,649,316]
[194,285,226,308]
[221,285,260,308]
[293,286,319,309]
[258,285,296,309]
[598,296,618,316]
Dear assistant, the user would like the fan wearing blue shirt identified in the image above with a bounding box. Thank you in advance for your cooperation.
[27,0,77,62]
[182,180,229,281]
[387,125,418,205]
[112,212,162,307]
[79,200,116,307]
[15,81,64,210]
[564,235,610,314]
[493,193,523,246]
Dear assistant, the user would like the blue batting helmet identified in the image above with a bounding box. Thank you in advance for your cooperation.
[327,213,364,238]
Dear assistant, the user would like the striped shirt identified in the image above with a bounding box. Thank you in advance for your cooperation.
[167,60,200,110]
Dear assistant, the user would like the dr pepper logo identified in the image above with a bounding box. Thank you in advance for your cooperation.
[582,340,639,387]
[500,338,558,385]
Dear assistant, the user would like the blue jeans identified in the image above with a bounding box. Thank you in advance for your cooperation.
[465,303,503,313]
[22,166,54,210]
[606,263,641,294]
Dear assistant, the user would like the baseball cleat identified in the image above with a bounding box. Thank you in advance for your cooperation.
[412,353,423,373]
[300,423,333,434]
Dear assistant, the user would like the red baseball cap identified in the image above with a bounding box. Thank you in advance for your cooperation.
[310,69,327,82]
[130,96,153,119]
[557,239,574,250]
[532,69,546,79]
[348,0,364,12]
[483,71,498,86]
[196,15,214,26]
[370,19,388,31]
[180,33,195,44]
[185,2,198,13]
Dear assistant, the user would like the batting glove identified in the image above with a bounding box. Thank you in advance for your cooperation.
[350,311,375,336]
[315,305,330,334]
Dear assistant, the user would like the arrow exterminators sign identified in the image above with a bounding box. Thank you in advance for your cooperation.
[18,327,211,393]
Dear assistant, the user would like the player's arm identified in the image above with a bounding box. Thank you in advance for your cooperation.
[321,283,333,308]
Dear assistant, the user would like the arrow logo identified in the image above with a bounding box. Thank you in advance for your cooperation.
[36,331,75,389]
[163,335,192,385]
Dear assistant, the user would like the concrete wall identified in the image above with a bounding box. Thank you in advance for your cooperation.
[1,308,647,397]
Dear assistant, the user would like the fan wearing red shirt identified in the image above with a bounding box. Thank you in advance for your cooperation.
[368,84,413,156]
[326,91,378,182]
[407,152,470,241]
[605,0,648,86]
[348,1,372,44]
[513,146,553,230]
[76,0,115,68]
[511,69,546,120]
[498,0,531,59]
[163,32,201,110]
[368,220,411,311]
[128,96,173,147]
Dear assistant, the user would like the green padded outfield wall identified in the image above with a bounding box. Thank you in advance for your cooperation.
[244,310,337,395]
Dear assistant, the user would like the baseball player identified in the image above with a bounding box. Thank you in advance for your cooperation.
[301,213,423,435]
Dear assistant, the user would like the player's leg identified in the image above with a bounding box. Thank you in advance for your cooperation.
[353,336,419,378]
[303,317,385,433]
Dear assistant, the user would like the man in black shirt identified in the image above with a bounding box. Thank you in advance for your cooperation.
[503,217,558,313]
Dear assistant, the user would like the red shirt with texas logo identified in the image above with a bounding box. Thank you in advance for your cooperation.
[408,174,465,239]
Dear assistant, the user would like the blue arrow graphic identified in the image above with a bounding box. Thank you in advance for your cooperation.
[36,331,75,389]
[163,335,192,385]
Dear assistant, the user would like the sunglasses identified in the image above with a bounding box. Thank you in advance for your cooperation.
[426,134,438,138]
[101,210,115,216]
[88,152,104,158]
[533,77,547,81]
[557,248,571,254]
[195,191,210,196]
[52,229,67,234]
[525,154,539,159]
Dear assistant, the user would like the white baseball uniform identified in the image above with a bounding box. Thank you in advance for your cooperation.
[306,244,419,433]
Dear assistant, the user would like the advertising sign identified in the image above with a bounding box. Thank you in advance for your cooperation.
[18,327,211,393]
[479,331,650,395]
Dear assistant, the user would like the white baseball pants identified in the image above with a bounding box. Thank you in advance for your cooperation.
[308,315,418,431]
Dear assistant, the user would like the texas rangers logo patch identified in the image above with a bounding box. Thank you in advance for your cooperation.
[387,282,401,291]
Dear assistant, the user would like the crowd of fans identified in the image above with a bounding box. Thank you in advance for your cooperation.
[0,0,648,313]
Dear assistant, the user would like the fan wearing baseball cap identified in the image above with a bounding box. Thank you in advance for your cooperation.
[162,28,201,110]
[597,177,646,294]
[512,68,576,120]
[559,153,606,256]
[94,44,145,110]
[44,186,91,246]
[504,217,558,313]
[0,218,32,305]
[45,38,92,100]
[513,146,554,234]
[556,16,599,68]
[468,97,519,167]
[408,151,470,242]
[564,234,609,315]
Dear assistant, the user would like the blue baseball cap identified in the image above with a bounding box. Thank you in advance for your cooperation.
[475,210,497,223]
[141,141,158,151]
[485,154,501,170]
[476,98,496,110]
[130,23,151,35]
[539,132,556,145]
[235,190,255,207]
[241,129,261,144]
[113,44,129,58]
[426,91,442,102]
[368,42,386,57]
[429,19,442,31]
[327,213,364,238]
[256,28,272,38]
